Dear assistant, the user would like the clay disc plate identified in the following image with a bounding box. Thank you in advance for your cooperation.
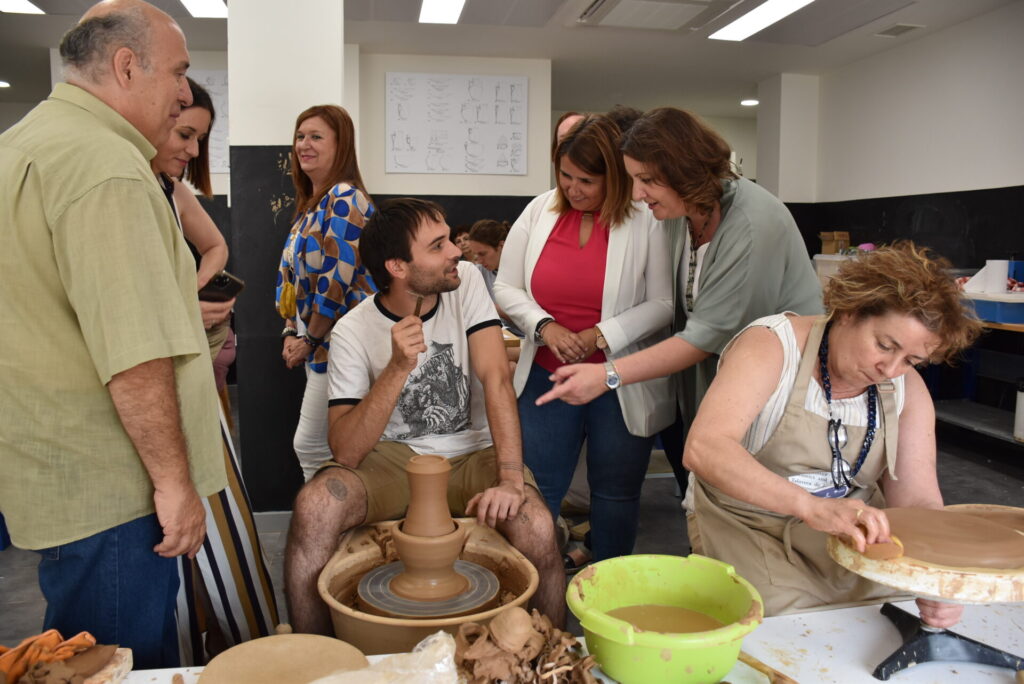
[827,505,1024,603]
[198,634,368,683]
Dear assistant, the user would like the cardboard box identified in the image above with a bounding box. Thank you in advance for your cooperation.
[818,231,850,254]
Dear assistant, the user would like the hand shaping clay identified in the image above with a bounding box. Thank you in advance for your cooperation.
[884,507,1024,570]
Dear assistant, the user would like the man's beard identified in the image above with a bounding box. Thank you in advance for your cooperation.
[407,261,460,296]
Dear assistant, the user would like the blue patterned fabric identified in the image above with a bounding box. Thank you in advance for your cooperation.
[276,183,376,372]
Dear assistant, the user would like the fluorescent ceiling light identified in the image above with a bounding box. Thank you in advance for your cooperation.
[709,0,815,41]
[740,99,759,106]
[0,0,44,14]
[419,0,466,24]
[179,0,227,19]
[0,80,10,88]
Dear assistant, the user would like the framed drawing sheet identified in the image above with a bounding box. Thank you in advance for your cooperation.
[187,69,229,174]
[386,72,528,175]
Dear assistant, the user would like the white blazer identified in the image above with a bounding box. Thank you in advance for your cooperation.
[494,189,675,437]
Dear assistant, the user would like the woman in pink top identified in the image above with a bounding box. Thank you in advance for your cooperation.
[494,115,674,562]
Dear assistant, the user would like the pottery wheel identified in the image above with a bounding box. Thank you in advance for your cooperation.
[357,559,499,618]
[827,504,1024,603]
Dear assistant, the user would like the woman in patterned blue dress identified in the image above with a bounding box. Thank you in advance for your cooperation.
[276,105,376,480]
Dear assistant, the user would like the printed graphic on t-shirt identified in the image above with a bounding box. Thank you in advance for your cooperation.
[394,341,471,439]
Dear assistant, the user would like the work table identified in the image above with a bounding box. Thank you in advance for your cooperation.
[125,600,1023,683]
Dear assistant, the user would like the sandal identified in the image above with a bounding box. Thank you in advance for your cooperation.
[562,546,592,575]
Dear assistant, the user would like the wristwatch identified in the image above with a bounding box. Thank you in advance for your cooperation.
[604,360,621,390]
[595,327,608,351]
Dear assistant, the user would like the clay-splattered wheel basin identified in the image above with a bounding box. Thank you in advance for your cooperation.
[319,518,538,655]
[827,504,1024,603]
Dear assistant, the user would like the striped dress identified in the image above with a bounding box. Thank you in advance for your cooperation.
[175,402,279,665]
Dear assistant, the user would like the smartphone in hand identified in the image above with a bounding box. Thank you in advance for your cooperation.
[199,270,245,302]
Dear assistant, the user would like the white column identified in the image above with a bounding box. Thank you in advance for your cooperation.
[228,0,345,146]
[756,73,819,203]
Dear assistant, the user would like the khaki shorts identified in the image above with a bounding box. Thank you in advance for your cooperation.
[318,442,539,524]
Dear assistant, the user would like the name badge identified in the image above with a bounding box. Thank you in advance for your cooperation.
[788,470,851,499]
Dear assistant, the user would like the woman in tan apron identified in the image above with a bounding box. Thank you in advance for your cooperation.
[684,243,982,628]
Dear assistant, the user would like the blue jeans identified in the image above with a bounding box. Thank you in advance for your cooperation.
[36,514,180,669]
[519,363,655,561]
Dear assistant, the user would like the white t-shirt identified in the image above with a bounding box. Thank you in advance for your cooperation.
[327,261,501,459]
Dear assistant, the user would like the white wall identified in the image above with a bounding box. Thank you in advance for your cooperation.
[818,0,1024,202]
[360,54,552,197]
[704,115,757,181]
[550,109,757,184]
[228,0,344,147]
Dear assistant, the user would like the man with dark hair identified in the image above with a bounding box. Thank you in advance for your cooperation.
[285,198,565,634]
[0,0,224,667]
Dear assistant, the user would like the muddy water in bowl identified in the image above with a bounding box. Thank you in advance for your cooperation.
[607,604,724,633]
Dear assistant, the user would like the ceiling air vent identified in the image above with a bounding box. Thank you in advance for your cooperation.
[874,23,923,38]
[577,0,713,31]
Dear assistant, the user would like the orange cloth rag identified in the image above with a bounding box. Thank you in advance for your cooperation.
[0,629,96,682]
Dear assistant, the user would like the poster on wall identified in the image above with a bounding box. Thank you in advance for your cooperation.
[187,69,229,174]
[385,72,528,175]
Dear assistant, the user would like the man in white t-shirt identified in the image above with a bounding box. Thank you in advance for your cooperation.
[284,198,564,634]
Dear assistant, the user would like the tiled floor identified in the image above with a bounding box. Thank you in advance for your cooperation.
[2,420,1022,648]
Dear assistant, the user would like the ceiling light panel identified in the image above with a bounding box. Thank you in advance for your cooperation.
[709,0,815,41]
[179,0,227,19]
[0,0,44,14]
[419,0,467,24]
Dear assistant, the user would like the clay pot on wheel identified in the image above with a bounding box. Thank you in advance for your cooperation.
[390,519,469,601]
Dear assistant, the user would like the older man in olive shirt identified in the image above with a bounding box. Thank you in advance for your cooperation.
[0,0,224,668]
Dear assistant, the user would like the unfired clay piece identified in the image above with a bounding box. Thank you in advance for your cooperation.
[402,455,456,537]
[884,507,1024,569]
[197,634,368,684]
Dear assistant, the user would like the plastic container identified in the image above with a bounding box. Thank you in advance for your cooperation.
[567,554,763,684]
[964,292,1024,324]
[813,253,855,289]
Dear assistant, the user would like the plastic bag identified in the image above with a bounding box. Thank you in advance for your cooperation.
[307,631,458,684]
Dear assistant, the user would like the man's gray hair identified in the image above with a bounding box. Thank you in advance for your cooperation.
[59,7,151,82]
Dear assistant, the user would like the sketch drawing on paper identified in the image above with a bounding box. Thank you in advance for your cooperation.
[385,71,528,175]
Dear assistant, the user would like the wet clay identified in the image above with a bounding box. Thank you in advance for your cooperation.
[390,521,469,601]
[387,454,468,602]
[402,454,457,537]
[862,534,904,560]
[885,507,1024,569]
[197,634,368,683]
[454,607,597,684]
[607,604,725,634]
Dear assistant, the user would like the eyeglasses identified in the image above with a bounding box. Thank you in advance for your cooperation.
[827,418,852,489]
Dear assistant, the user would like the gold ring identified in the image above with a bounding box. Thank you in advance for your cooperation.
[856,508,864,519]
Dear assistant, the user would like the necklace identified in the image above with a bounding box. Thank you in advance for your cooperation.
[687,212,711,246]
[818,321,877,489]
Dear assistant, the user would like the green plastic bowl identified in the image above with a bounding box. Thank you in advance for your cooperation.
[567,554,763,684]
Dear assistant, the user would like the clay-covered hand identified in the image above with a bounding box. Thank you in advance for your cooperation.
[800,498,891,553]
[915,598,963,629]
[199,297,235,329]
[540,322,587,364]
[153,481,207,559]
[465,481,526,528]
[282,335,308,369]
[535,363,607,406]
[389,316,427,373]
